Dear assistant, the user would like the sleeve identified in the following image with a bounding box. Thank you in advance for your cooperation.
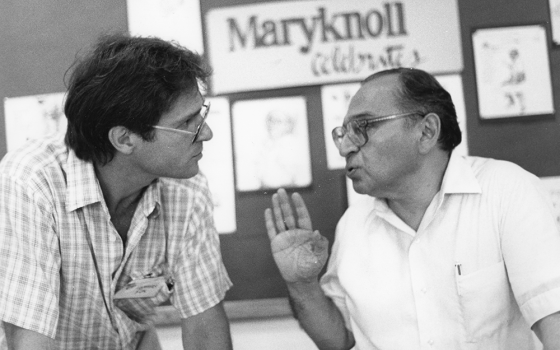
[498,167,560,327]
[170,178,232,318]
[0,174,61,338]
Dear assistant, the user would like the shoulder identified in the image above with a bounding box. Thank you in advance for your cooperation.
[466,156,540,191]
[336,196,376,235]
[0,137,68,189]
[158,172,213,206]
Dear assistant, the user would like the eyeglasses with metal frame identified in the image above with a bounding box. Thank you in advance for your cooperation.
[152,101,211,144]
[331,112,419,150]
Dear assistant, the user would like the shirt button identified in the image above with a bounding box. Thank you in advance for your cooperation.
[110,235,117,242]
[428,339,434,345]
[421,287,427,293]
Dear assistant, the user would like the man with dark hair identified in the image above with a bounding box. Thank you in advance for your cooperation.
[0,34,232,349]
[265,68,560,349]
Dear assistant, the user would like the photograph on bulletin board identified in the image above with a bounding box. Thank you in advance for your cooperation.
[3,92,67,152]
[198,97,237,234]
[472,24,554,119]
[321,82,361,170]
[232,96,312,192]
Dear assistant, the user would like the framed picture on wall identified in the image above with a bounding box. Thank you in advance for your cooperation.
[471,24,554,119]
[232,96,312,192]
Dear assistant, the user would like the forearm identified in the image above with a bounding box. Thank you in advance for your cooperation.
[533,311,560,350]
[3,322,54,350]
[181,301,233,350]
[287,281,354,350]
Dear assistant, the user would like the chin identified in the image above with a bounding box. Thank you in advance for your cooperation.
[350,179,367,195]
[162,165,199,180]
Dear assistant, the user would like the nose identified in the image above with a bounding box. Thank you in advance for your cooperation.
[197,122,213,142]
[338,134,359,158]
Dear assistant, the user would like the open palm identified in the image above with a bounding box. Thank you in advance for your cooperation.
[265,189,329,283]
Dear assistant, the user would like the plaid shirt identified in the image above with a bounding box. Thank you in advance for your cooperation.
[0,137,232,349]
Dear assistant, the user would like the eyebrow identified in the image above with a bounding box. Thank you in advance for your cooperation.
[173,104,205,127]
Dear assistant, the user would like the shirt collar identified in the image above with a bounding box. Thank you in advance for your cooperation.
[140,179,162,218]
[65,150,104,212]
[370,151,482,213]
[440,151,482,195]
[65,149,162,217]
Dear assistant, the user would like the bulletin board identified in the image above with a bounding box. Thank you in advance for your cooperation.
[3,0,560,322]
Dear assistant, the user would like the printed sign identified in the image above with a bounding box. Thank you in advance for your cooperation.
[206,0,462,93]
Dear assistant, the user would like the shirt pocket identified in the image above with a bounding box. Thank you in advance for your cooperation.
[456,261,515,342]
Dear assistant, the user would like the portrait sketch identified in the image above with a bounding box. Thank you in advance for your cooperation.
[232,97,312,191]
[472,25,554,118]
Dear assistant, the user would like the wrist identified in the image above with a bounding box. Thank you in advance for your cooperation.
[286,279,322,299]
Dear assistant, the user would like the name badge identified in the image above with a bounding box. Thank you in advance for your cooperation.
[114,276,168,299]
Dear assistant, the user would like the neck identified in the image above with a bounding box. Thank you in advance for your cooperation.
[386,151,450,231]
[94,157,155,214]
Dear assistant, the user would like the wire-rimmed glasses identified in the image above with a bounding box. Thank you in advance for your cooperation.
[153,101,211,144]
[331,112,419,150]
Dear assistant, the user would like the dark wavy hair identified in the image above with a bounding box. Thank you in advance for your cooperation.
[64,33,211,164]
[363,68,462,152]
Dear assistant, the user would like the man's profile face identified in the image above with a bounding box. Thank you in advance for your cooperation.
[342,74,422,198]
[131,88,213,180]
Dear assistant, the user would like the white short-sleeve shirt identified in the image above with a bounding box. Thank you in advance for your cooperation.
[321,152,560,350]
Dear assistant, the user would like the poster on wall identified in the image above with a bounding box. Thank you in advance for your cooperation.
[321,82,361,170]
[206,0,463,94]
[472,24,554,119]
[127,0,204,53]
[549,0,560,45]
[3,93,67,151]
[198,97,237,234]
[232,97,312,192]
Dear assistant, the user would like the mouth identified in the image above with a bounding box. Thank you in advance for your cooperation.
[346,165,358,177]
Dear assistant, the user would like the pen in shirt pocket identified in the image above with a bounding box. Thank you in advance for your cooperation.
[455,262,462,276]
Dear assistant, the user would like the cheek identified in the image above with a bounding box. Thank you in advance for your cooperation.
[362,139,414,174]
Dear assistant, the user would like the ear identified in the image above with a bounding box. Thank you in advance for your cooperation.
[108,126,137,155]
[418,113,441,154]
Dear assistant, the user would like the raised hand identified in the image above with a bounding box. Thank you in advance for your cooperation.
[264,188,329,283]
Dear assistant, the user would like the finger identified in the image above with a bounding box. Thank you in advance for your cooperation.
[264,208,277,241]
[278,188,296,229]
[272,193,285,232]
[292,192,313,230]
